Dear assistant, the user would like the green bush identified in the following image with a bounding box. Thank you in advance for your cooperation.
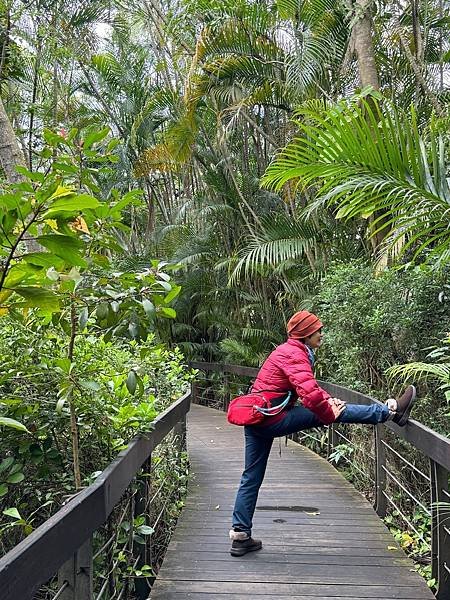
[313,261,450,400]
[0,319,192,553]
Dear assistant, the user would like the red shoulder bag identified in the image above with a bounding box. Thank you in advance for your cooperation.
[227,390,292,426]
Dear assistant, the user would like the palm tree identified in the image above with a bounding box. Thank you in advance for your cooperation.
[262,96,450,265]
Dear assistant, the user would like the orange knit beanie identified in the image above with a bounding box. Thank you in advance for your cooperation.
[286,310,323,339]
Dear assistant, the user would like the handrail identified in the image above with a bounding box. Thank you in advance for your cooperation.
[191,361,450,600]
[0,390,191,600]
[191,361,450,469]
[322,380,450,471]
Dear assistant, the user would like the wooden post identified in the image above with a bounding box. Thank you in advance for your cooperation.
[174,414,187,451]
[374,425,387,518]
[57,537,93,599]
[134,456,152,600]
[327,424,339,459]
[223,374,230,412]
[191,380,198,405]
[431,459,450,600]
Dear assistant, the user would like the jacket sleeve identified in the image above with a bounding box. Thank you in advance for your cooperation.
[274,351,336,425]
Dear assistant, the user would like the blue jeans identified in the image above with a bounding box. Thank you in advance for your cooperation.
[231,403,390,536]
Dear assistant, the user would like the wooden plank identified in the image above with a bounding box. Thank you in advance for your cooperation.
[151,580,430,598]
[168,538,405,551]
[150,595,424,600]
[171,529,394,541]
[150,404,435,599]
[157,568,422,586]
[164,557,411,585]
[151,594,427,600]
[162,550,412,567]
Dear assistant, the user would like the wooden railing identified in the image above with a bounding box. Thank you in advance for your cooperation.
[191,361,450,600]
[0,391,190,600]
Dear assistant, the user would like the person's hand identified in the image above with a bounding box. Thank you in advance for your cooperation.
[328,397,346,418]
[330,397,346,408]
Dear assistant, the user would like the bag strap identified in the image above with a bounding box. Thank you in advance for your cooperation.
[250,387,292,395]
[254,391,292,416]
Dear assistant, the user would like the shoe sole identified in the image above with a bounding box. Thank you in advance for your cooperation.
[230,542,262,557]
[396,385,416,426]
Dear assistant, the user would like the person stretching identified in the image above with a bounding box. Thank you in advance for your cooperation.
[229,310,416,557]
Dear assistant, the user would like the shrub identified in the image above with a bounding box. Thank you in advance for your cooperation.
[0,319,193,553]
[313,261,450,403]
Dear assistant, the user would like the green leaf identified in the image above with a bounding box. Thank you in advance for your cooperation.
[47,185,76,201]
[78,307,89,331]
[56,397,68,413]
[0,484,8,496]
[160,307,176,319]
[3,507,21,519]
[7,472,24,484]
[15,166,45,182]
[36,235,87,268]
[80,380,101,392]
[126,371,137,395]
[133,534,145,545]
[0,192,22,211]
[9,462,23,475]
[0,417,30,433]
[96,302,109,320]
[55,358,71,373]
[43,194,101,218]
[164,284,181,304]
[109,190,142,217]
[158,281,172,292]
[40,147,52,159]
[46,267,60,282]
[43,129,67,146]
[13,288,60,313]
[83,127,110,149]
[52,162,78,174]
[21,253,66,269]
[136,374,144,398]
[0,457,14,472]
[142,299,155,318]
[136,525,154,535]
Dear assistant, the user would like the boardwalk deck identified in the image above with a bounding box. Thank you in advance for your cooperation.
[150,404,435,600]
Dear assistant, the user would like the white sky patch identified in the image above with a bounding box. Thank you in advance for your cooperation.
[95,22,112,40]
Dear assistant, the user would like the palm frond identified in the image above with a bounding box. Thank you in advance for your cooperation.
[387,362,450,386]
[230,213,319,282]
[262,97,450,263]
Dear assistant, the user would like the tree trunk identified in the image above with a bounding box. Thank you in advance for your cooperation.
[0,97,41,252]
[28,37,42,170]
[352,0,388,250]
[0,4,11,83]
[352,0,379,91]
[0,95,26,182]
[68,300,82,490]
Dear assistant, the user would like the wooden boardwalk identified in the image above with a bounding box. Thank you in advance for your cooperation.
[150,404,435,599]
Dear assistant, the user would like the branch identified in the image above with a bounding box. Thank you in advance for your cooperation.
[393,18,445,116]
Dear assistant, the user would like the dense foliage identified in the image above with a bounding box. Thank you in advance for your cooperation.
[0,0,449,593]
[314,262,450,410]
[0,320,191,551]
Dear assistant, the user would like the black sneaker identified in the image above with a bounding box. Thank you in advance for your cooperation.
[229,531,262,557]
[393,385,416,426]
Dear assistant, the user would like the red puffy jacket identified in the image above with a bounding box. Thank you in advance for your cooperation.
[252,338,336,425]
